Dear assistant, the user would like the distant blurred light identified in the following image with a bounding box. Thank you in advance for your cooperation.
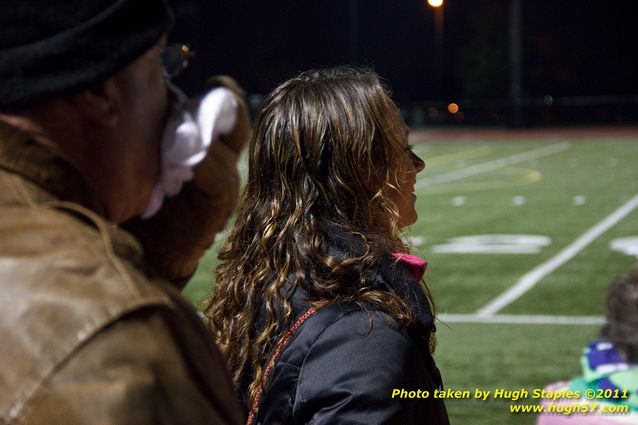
[453,111,464,122]
[427,106,439,118]
[447,102,459,114]
[427,0,444,7]
[543,95,554,106]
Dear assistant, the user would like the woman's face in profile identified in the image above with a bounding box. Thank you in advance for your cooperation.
[386,110,426,227]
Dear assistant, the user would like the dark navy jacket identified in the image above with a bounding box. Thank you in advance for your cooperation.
[243,233,450,425]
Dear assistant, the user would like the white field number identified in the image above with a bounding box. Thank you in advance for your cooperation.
[610,236,638,258]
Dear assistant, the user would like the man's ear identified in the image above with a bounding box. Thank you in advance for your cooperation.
[68,78,121,127]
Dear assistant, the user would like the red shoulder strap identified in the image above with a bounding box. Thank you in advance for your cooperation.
[246,306,319,425]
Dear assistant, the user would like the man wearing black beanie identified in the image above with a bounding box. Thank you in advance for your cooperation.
[0,1,246,424]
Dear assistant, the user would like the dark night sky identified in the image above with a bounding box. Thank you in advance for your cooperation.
[168,1,638,106]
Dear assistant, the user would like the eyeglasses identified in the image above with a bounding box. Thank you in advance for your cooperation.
[162,43,195,80]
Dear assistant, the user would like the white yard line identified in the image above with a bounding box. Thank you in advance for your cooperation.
[416,142,570,189]
[476,192,638,316]
[439,314,605,326]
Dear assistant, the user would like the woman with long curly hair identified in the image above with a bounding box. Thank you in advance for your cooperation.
[206,67,449,424]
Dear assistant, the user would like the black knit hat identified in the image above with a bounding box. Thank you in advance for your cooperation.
[0,0,174,108]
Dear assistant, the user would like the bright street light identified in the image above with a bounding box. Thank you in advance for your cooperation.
[426,0,445,98]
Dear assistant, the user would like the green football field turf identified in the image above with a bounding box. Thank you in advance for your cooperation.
[183,132,638,424]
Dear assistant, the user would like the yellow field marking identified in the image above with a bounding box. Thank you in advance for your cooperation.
[418,167,541,194]
[425,146,492,167]
[416,142,569,189]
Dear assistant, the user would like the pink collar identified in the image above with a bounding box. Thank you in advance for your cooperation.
[392,253,428,281]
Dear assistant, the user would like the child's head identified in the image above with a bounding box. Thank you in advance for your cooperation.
[601,268,638,361]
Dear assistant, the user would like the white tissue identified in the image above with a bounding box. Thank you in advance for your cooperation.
[142,87,238,218]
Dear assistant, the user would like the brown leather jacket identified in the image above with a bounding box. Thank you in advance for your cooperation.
[0,122,243,425]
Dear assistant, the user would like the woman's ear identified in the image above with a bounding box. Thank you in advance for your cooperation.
[68,78,120,127]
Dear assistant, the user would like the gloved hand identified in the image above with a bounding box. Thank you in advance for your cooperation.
[124,76,250,285]
[192,76,250,203]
